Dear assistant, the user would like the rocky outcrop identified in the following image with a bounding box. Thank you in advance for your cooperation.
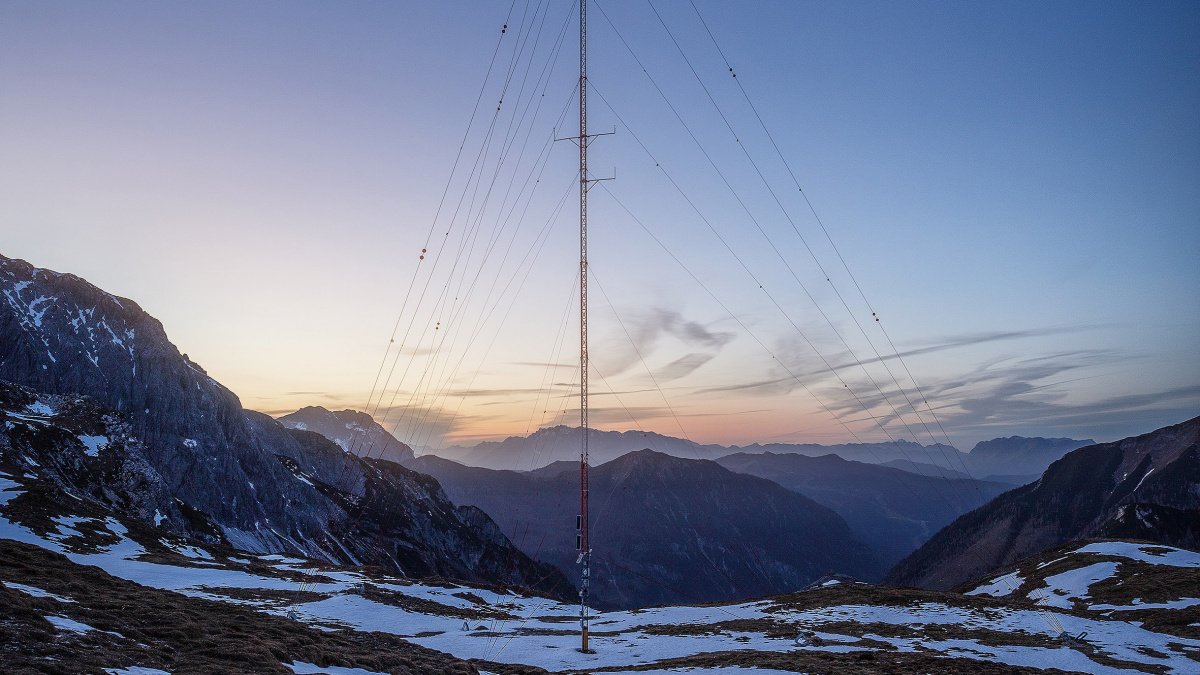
[278,406,413,465]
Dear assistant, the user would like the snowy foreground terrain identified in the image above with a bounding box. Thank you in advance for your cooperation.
[3,472,1200,673]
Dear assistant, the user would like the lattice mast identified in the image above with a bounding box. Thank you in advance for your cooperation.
[576,0,593,655]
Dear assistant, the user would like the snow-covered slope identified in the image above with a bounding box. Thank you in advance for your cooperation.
[967,540,1200,623]
[4,467,1199,674]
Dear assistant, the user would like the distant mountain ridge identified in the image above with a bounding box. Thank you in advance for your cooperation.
[278,406,413,465]
[435,424,726,469]
[405,449,882,609]
[965,436,1095,478]
[886,416,1200,590]
[433,424,1094,479]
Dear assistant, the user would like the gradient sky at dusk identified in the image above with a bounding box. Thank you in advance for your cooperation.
[2,1,1197,451]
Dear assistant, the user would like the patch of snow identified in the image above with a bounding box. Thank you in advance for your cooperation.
[0,475,22,506]
[284,662,389,675]
[154,510,166,526]
[79,435,109,457]
[104,668,171,675]
[967,570,1024,597]
[182,438,198,449]
[161,539,215,560]
[1037,555,1067,570]
[1091,598,1200,611]
[46,614,96,633]
[1030,562,1119,609]
[2,581,76,603]
[1074,542,1200,568]
[820,579,841,587]
[604,670,799,675]
[27,295,54,326]
[813,631,861,643]
[25,401,54,416]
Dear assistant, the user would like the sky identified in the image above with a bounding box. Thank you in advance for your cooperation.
[1,0,1197,452]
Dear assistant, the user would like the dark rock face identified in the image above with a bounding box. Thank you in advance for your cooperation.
[278,406,414,465]
[0,254,566,592]
[885,417,1200,590]
[406,449,882,610]
[714,452,1010,567]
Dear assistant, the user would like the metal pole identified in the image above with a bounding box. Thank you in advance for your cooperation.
[577,0,592,655]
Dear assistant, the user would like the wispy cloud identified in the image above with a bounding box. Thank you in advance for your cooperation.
[696,326,1102,397]
[656,352,717,381]
[596,307,735,378]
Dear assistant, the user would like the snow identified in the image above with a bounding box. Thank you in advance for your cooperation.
[284,661,389,675]
[103,668,170,675]
[966,569,1024,597]
[1030,562,1120,609]
[604,662,801,667]
[154,510,166,526]
[25,401,55,416]
[27,295,53,326]
[1074,542,1200,568]
[1092,597,1200,611]
[161,539,214,560]
[182,438,198,449]
[3,581,76,603]
[46,614,97,633]
[0,475,21,506]
[79,434,109,457]
[3,486,1199,675]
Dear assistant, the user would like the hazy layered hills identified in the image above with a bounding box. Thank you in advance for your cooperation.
[406,450,882,609]
[887,415,1200,590]
[434,424,1092,483]
[714,452,1011,566]
[0,253,563,591]
[435,424,727,469]
[279,406,414,465]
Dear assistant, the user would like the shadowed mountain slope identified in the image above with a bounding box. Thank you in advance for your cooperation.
[406,449,882,609]
[886,416,1200,590]
[714,452,1010,567]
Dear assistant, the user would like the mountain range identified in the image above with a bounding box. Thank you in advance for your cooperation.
[434,423,1093,482]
